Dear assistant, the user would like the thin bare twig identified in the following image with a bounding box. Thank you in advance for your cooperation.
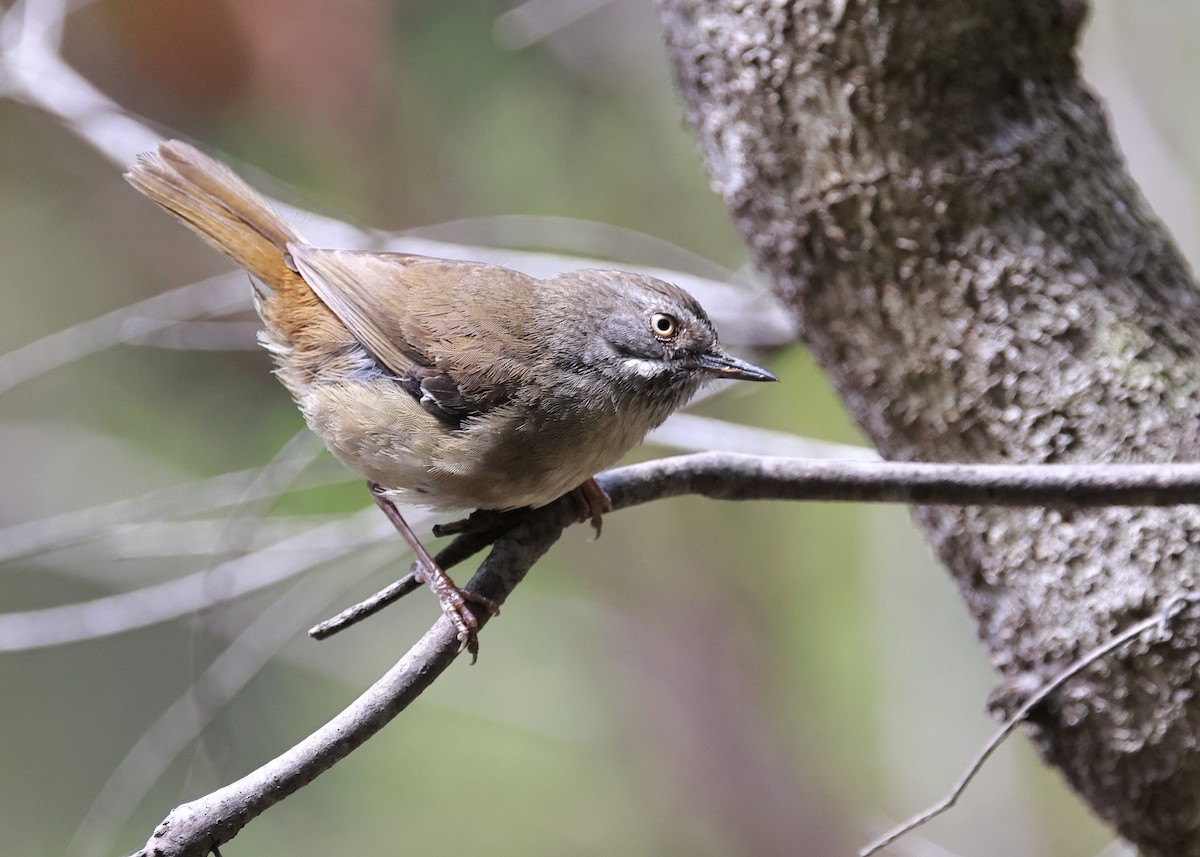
[0,446,347,565]
[0,273,249,394]
[0,509,393,651]
[859,596,1196,857]
[493,0,616,50]
[647,412,879,460]
[308,514,521,639]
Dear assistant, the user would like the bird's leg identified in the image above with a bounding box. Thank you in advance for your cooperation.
[368,482,497,660]
[570,477,612,538]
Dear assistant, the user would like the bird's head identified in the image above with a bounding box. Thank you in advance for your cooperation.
[544,270,776,407]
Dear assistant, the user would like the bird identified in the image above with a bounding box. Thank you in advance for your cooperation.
[125,140,777,654]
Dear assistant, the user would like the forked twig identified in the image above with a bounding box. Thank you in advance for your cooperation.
[309,512,520,639]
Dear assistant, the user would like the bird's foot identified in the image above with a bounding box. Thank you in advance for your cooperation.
[413,562,499,662]
[368,481,499,662]
[570,477,612,538]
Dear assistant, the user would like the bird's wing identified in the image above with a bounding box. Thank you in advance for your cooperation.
[287,246,541,426]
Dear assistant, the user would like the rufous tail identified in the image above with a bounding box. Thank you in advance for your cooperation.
[126,141,337,347]
[125,140,306,297]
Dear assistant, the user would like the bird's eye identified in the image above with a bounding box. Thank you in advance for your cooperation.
[650,313,678,339]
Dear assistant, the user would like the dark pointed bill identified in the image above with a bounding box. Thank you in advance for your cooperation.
[694,351,778,382]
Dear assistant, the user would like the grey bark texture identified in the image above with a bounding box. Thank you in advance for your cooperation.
[659,1,1200,853]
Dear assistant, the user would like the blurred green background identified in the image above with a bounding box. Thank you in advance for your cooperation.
[2,2,1197,855]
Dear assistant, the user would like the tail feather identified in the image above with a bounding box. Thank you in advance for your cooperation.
[125,141,301,295]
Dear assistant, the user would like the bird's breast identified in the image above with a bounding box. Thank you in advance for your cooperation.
[295,374,682,512]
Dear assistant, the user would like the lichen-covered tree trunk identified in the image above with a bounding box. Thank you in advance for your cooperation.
[659,1,1200,853]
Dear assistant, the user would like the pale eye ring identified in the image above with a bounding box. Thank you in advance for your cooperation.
[650,313,678,339]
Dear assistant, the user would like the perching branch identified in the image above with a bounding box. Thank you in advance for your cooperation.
[312,452,1200,638]
[130,450,1200,857]
[601,452,1200,508]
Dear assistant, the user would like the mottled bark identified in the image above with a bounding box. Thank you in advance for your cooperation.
[660,1,1200,853]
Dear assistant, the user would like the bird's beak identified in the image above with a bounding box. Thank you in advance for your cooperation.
[694,350,778,382]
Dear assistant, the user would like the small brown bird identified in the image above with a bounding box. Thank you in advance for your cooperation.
[126,141,776,653]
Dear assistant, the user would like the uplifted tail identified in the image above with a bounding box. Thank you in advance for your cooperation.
[125,140,302,295]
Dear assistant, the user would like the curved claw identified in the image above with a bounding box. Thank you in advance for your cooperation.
[570,477,612,538]
[418,572,500,663]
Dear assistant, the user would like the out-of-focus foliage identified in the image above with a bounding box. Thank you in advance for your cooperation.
[0,2,1194,856]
